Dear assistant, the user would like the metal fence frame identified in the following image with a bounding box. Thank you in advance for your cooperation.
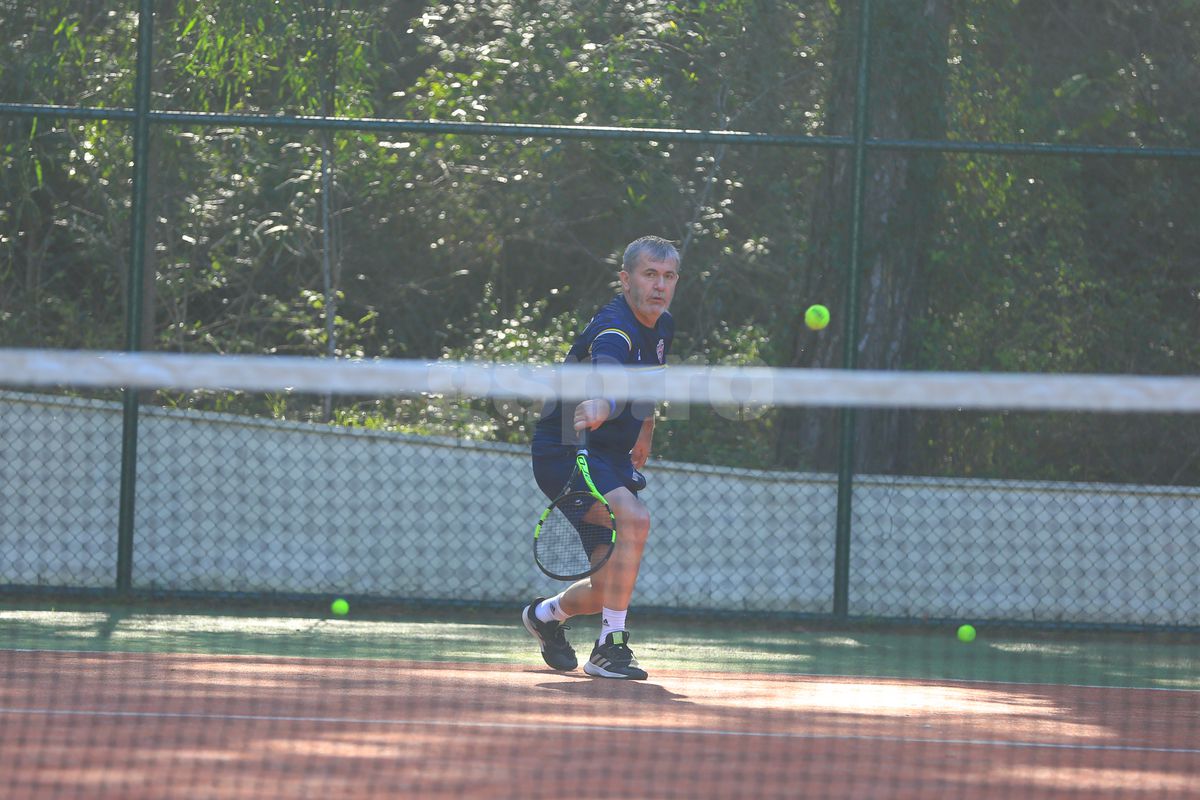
[3,0,1199,614]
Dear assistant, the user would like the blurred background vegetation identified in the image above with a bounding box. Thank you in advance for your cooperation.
[1,0,1197,482]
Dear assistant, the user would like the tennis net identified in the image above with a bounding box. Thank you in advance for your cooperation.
[2,349,1198,799]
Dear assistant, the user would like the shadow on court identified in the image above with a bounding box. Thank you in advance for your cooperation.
[535,674,694,705]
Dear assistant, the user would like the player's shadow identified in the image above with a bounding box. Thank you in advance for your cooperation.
[92,610,129,642]
[535,675,693,705]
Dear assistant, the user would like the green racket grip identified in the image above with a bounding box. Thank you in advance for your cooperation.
[575,429,607,504]
[571,430,617,551]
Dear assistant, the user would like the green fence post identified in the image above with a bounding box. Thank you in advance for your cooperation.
[832,0,873,618]
[116,0,155,595]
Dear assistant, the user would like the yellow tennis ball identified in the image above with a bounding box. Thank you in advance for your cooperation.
[804,304,830,330]
[331,598,350,616]
[957,624,976,643]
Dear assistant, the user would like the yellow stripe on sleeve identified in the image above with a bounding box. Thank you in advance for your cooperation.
[592,328,633,351]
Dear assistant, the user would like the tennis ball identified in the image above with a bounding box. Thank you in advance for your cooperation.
[331,598,350,616]
[804,304,830,330]
[957,624,976,643]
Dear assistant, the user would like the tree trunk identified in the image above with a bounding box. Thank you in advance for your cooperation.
[775,0,954,473]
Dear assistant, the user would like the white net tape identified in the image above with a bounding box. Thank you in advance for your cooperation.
[3,348,1199,412]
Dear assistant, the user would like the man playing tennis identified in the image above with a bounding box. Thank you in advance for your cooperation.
[524,235,679,680]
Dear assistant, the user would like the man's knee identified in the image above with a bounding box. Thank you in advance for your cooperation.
[625,504,651,532]
[609,495,650,544]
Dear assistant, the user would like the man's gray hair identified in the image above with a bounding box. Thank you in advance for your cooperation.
[622,235,680,272]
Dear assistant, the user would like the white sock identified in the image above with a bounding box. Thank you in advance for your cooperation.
[535,594,570,624]
[600,607,627,641]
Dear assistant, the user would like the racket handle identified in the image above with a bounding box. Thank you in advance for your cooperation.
[578,428,589,453]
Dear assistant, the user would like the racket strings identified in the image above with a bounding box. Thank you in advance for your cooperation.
[536,493,614,579]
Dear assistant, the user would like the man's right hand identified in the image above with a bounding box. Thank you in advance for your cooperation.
[573,399,611,432]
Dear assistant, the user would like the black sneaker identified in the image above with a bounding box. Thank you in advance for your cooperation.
[522,598,577,671]
[583,631,648,680]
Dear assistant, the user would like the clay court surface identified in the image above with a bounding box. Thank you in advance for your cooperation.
[3,648,1199,799]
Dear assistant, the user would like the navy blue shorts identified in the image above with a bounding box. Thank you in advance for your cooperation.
[531,440,645,501]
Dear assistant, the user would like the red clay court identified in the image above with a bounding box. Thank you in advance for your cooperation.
[3,620,1199,799]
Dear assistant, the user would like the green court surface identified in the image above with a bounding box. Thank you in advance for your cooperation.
[2,601,1197,691]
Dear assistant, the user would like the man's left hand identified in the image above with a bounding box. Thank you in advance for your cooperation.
[631,442,650,470]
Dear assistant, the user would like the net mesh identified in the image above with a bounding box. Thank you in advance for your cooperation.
[6,0,1200,793]
[535,492,615,581]
[2,352,1199,799]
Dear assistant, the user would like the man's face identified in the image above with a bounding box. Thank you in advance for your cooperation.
[620,255,679,326]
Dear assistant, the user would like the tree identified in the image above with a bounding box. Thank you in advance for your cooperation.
[907,0,1200,485]
[775,0,956,473]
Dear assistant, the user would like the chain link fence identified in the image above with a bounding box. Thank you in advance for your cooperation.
[5,389,1198,625]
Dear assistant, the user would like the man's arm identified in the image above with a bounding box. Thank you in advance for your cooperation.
[573,329,632,433]
[631,413,654,470]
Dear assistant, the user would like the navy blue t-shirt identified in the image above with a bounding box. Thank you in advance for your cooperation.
[533,294,673,456]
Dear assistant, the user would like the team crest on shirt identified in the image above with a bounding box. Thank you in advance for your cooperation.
[656,338,665,363]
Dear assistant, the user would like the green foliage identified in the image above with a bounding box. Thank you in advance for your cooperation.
[229,284,583,438]
[1,0,1198,483]
[655,321,778,468]
[0,4,136,348]
[898,0,1200,483]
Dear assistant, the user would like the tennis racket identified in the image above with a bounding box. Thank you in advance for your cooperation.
[533,431,617,581]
